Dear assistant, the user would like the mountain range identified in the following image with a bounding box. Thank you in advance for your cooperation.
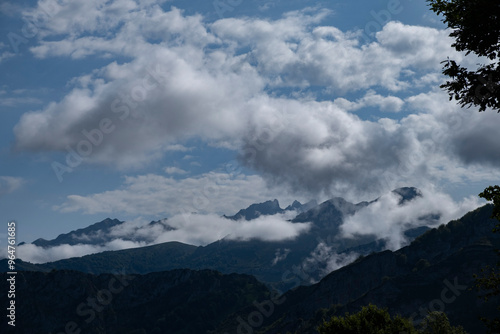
[22,218,175,248]
[224,199,318,220]
[1,202,498,333]
[8,187,436,291]
[228,204,500,333]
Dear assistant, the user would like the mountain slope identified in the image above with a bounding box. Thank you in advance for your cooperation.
[10,241,198,274]
[0,268,271,334]
[31,218,123,247]
[218,204,499,334]
[224,198,318,221]
[28,218,174,248]
[2,199,496,334]
[5,188,436,290]
[224,199,285,220]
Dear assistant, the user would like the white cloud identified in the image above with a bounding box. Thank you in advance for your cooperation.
[301,242,359,283]
[164,166,188,175]
[240,88,500,199]
[11,3,500,199]
[14,211,310,263]
[14,6,460,160]
[358,90,405,113]
[292,186,484,280]
[28,5,215,59]
[54,172,307,217]
[154,211,310,245]
[15,239,147,263]
[340,187,483,250]
[375,21,458,70]
[335,90,404,113]
[0,176,25,196]
[24,0,169,41]
[210,16,470,92]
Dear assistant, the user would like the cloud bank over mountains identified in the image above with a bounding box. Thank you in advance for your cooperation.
[11,1,500,202]
[340,187,481,250]
[15,187,480,264]
[17,209,309,263]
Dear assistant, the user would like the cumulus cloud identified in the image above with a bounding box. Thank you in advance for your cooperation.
[240,97,411,197]
[14,211,310,263]
[11,2,500,200]
[54,172,308,217]
[340,187,483,250]
[211,17,460,91]
[359,90,405,113]
[333,90,405,113]
[240,88,500,199]
[23,0,171,41]
[375,21,458,70]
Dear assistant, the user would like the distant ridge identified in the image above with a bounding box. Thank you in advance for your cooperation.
[224,199,284,220]
[27,218,174,248]
[32,218,123,247]
[6,187,440,291]
[224,199,319,220]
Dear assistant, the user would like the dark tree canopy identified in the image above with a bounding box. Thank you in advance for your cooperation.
[428,0,500,111]
[427,1,500,331]
[318,304,466,334]
[480,185,500,230]
[477,185,500,333]
[318,304,416,334]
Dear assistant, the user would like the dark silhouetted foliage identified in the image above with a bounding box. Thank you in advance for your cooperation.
[427,0,500,329]
[427,0,500,112]
[318,304,467,334]
[476,186,500,333]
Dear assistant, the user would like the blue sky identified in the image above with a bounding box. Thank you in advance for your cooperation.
[1,0,499,248]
